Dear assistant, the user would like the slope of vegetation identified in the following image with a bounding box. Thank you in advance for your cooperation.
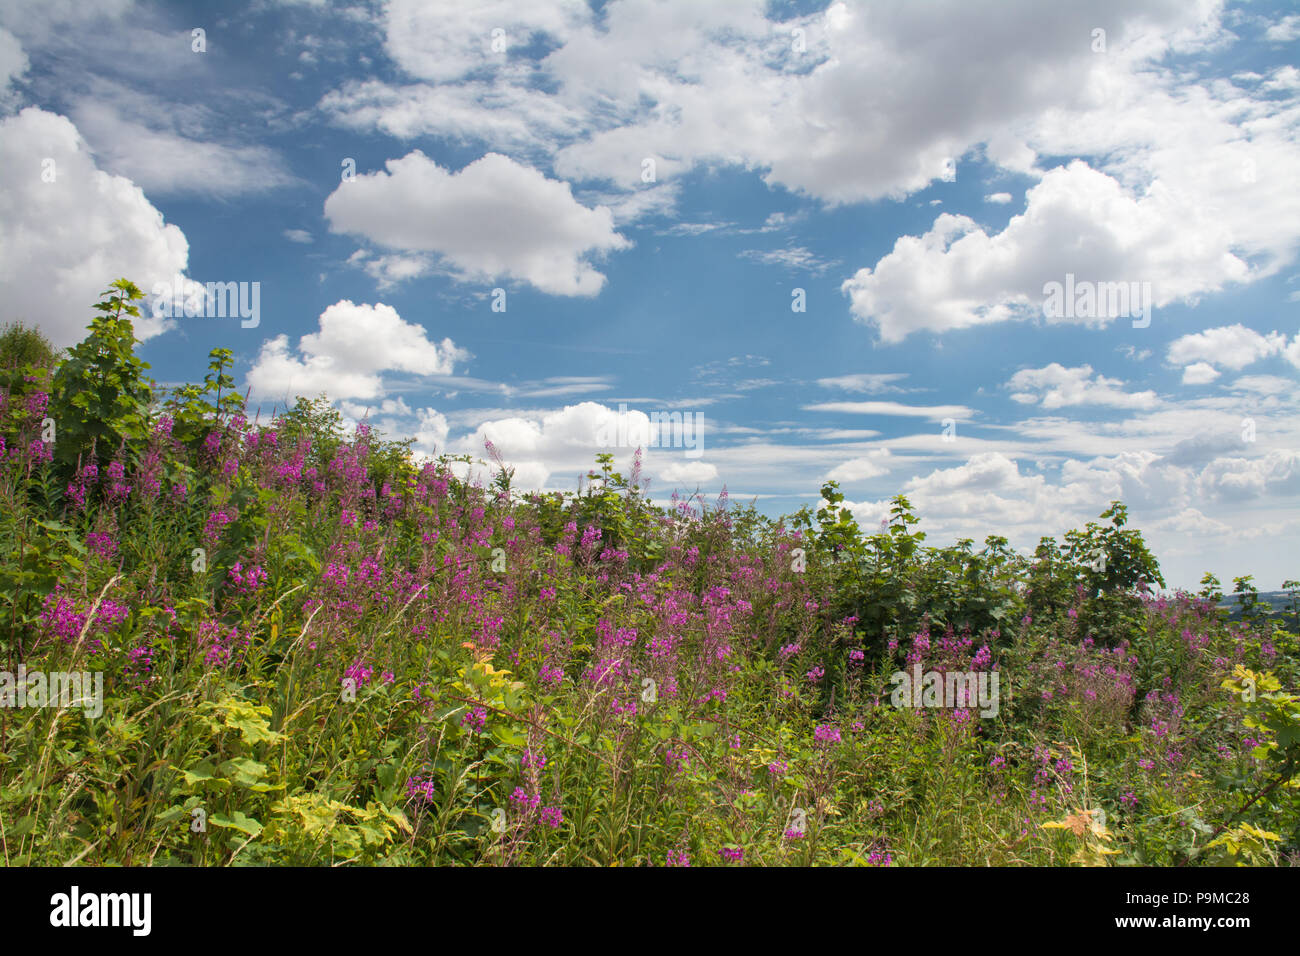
[1,281,1296,866]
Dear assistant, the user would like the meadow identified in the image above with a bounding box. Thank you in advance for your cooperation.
[0,279,1296,867]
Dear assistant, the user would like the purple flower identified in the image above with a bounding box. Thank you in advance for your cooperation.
[539,805,563,829]
[510,787,540,811]
[813,724,841,745]
[406,776,437,803]
[86,531,117,560]
[461,706,487,733]
[521,748,546,771]
[344,660,373,687]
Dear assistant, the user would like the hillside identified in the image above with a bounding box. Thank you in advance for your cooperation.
[1,284,1297,867]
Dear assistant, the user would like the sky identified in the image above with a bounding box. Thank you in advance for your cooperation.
[0,0,1297,590]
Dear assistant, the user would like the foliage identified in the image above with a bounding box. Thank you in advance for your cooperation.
[48,280,154,472]
[0,321,58,372]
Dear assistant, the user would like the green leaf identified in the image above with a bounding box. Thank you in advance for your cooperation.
[210,811,263,838]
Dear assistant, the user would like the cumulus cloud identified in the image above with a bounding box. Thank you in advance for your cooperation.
[834,10,1300,343]
[1152,507,1231,536]
[1159,430,1250,468]
[827,449,892,484]
[307,0,1300,355]
[324,151,630,295]
[836,452,1080,538]
[1264,15,1300,43]
[0,107,190,345]
[829,441,1295,556]
[324,0,1221,212]
[842,160,1258,342]
[247,300,468,404]
[659,461,719,486]
[1007,363,1159,409]
[1197,450,1300,501]
[1181,362,1221,385]
[436,401,711,493]
[1166,323,1287,370]
[553,0,1218,204]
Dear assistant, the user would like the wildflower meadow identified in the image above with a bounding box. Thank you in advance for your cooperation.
[1,281,1296,868]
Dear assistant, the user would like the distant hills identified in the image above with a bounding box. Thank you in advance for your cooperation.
[1216,590,1299,629]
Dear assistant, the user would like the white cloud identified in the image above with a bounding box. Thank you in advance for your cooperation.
[341,399,722,493]
[247,300,468,404]
[382,0,592,84]
[0,107,190,346]
[842,160,1259,342]
[816,373,910,393]
[412,408,451,456]
[1181,362,1220,385]
[985,192,1013,204]
[827,449,892,484]
[1158,430,1249,467]
[327,0,1221,215]
[320,79,585,151]
[284,229,313,244]
[1007,363,1159,409]
[659,461,719,486]
[349,250,434,288]
[68,94,297,197]
[1264,15,1300,43]
[1152,507,1231,536]
[738,246,839,274]
[908,452,1037,496]
[1228,374,1298,395]
[552,0,1220,205]
[1167,323,1287,370]
[1197,450,1300,501]
[324,151,630,296]
[446,401,696,492]
[803,400,975,420]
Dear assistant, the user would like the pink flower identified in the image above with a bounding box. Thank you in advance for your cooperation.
[814,724,841,745]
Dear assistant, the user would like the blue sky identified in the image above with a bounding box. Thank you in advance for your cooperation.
[1,0,1298,589]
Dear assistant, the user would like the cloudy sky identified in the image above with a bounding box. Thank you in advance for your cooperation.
[2,0,1298,589]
